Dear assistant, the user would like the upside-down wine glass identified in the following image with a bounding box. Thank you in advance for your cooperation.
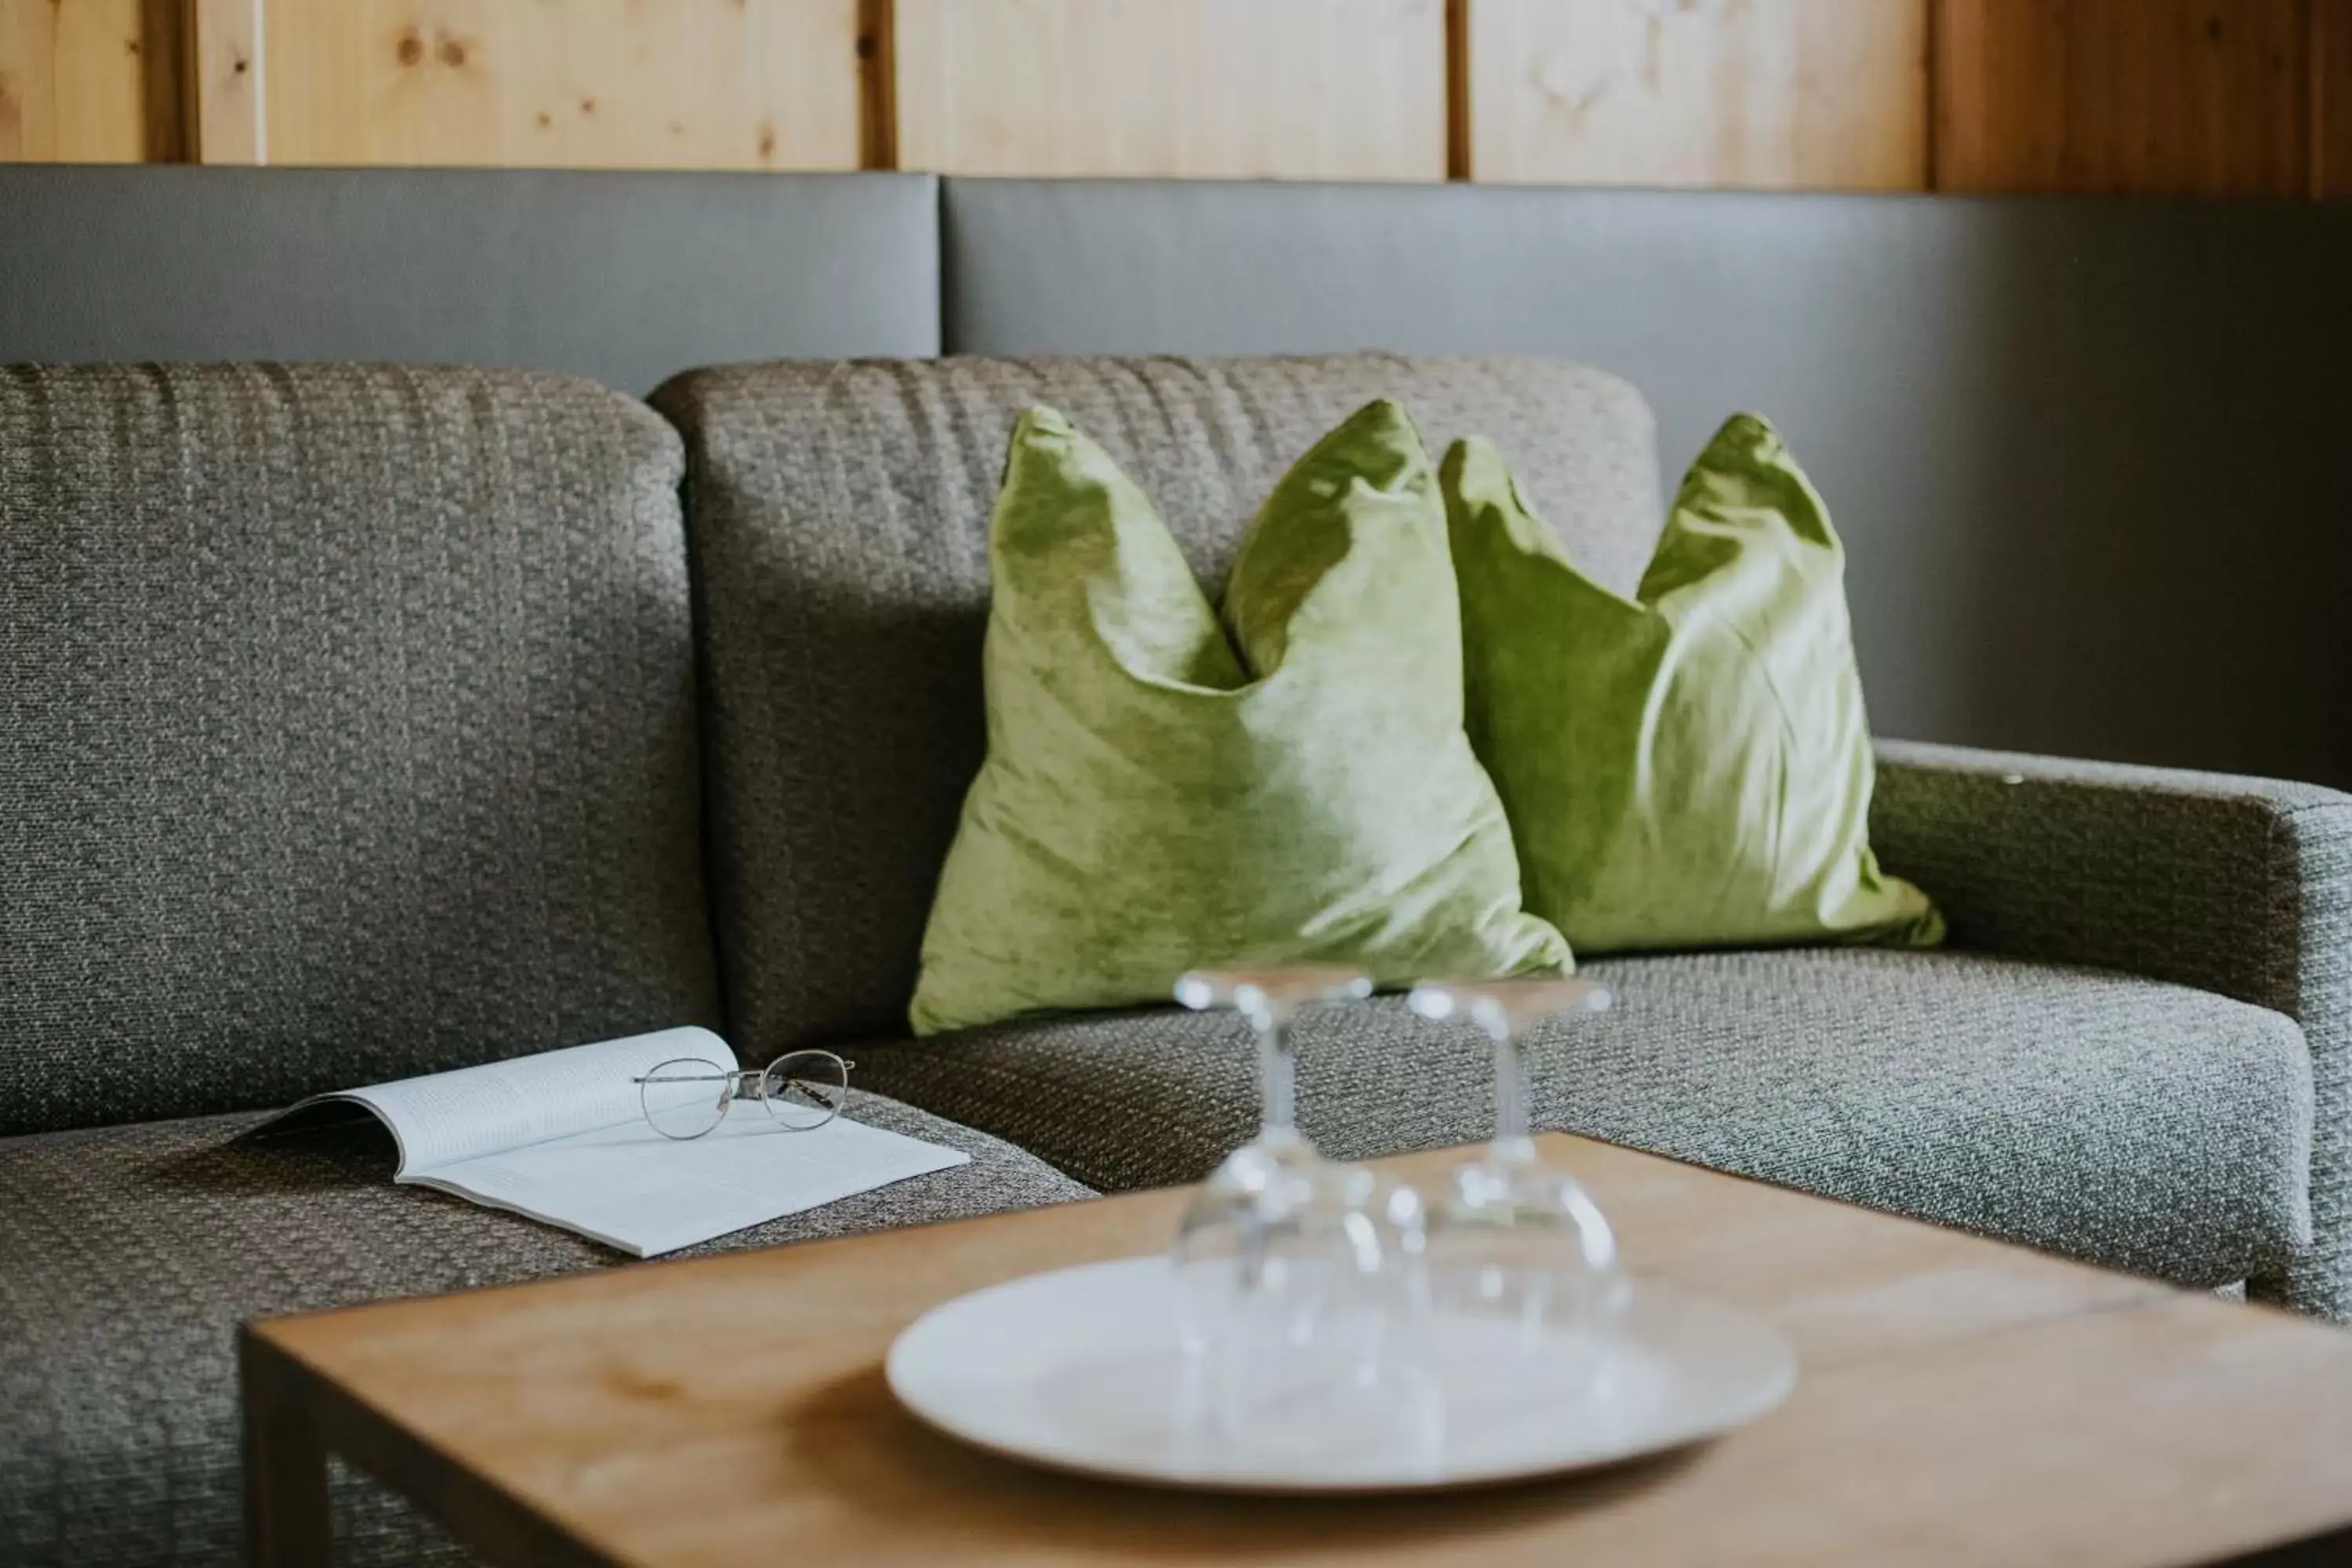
[1406,976,1627,1397]
[1167,965,1438,1469]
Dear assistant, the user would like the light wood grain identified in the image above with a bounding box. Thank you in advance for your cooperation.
[187,0,861,169]
[1467,0,1929,189]
[249,1134,2352,1566]
[1936,0,2312,195]
[895,0,1448,180]
[186,0,260,163]
[0,0,158,161]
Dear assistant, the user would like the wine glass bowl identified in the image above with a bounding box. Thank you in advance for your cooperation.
[1406,977,1628,1393]
[1167,965,1438,1465]
[1167,965,1377,1290]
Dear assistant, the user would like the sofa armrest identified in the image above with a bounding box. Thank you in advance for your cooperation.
[1871,739,2352,1010]
[1871,738,2352,1315]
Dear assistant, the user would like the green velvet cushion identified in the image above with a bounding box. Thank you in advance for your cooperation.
[1444,412,1942,954]
[909,400,1570,1036]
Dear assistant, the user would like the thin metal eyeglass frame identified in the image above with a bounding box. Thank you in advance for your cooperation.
[632,1050,856,1141]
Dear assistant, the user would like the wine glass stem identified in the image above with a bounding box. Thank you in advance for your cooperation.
[1489,1023,1534,1153]
[1256,1012,1298,1141]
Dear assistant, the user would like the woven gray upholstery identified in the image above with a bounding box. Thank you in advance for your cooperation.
[0,365,721,1134]
[0,1095,1091,1568]
[1872,740,2352,1318]
[857,947,2314,1293]
[652,354,1662,1058]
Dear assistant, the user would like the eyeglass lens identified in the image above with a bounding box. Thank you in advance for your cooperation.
[762,1051,850,1131]
[638,1056,735,1140]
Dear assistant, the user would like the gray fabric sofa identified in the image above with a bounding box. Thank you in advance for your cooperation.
[5,176,2350,1568]
[0,365,1091,1567]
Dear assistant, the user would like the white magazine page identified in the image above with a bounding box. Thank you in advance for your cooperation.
[263,1026,733,1176]
[250,1025,974,1255]
[412,1113,973,1258]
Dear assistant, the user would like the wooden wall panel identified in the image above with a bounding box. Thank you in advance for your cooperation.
[1,0,172,161]
[1466,0,1929,189]
[894,0,1448,180]
[190,0,862,169]
[16,0,2350,196]
[1936,0,2311,196]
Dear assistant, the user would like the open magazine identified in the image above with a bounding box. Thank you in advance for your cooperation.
[250,1026,969,1257]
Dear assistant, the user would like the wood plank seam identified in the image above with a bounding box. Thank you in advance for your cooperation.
[1923,0,1941,190]
[1446,0,1470,180]
[861,0,895,170]
[2316,0,2330,197]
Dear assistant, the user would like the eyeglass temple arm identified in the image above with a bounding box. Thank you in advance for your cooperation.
[631,1059,857,1091]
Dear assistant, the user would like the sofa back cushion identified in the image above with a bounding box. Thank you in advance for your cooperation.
[0,365,720,1134]
[652,354,1659,1055]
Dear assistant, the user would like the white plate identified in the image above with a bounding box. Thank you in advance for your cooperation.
[885,1255,1796,1493]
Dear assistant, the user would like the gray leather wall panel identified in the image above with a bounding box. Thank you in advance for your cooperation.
[0,165,940,390]
[942,178,2352,788]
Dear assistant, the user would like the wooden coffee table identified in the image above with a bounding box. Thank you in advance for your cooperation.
[242,1134,2352,1566]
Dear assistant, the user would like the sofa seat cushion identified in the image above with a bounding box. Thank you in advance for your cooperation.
[858,947,2315,1292]
[0,1097,1091,1568]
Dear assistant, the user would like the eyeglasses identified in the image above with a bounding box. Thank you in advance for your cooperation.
[632,1049,855,1141]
